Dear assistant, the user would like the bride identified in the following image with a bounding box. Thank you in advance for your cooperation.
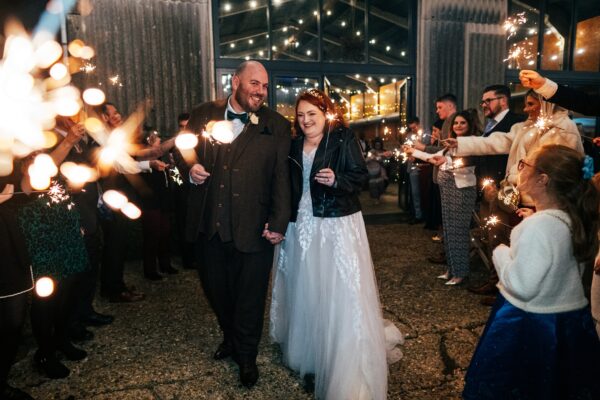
[270,89,402,400]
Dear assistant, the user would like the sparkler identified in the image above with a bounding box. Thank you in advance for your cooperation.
[503,12,527,39]
[481,178,494,188]
[42,181,75,210]
[484,215,511,229]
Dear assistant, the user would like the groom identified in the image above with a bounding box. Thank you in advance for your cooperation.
[179,60,291,388]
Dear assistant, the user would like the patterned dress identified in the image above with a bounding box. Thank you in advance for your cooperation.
[270,148,403,400]
[18,181,88,280]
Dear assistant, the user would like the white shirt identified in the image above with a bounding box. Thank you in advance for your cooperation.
[493,209,588,314]
[534,78,559,100]
[490,108,510,128]
[225,97,247,142]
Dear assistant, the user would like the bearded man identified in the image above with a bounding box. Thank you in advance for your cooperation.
[177,60,291,388]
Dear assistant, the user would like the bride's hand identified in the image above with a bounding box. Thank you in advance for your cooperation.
[315,168,336,187]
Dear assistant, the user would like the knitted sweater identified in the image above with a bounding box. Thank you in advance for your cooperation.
[492,209,588,314]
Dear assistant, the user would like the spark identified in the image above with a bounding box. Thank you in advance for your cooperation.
[503,12,527,39]
[481,178,495,189]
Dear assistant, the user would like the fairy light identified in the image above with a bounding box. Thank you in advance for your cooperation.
[121,202,141,219]
[102,190,128,209]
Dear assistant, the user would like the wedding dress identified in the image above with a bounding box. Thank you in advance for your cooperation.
[270,148,403,400]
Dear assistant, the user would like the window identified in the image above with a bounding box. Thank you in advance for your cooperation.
[573,0,600,72]
[322,0,366,63]
[505,0,540,70]
[218,0,269,60]
[540,0,572,71]
[271,0,319,61]
[274,76,319,122]
[368,0,410,65]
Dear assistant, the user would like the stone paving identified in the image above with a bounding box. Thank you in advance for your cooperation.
[8,222,492,400]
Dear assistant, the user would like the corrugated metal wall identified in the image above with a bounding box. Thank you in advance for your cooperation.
[69,0,210,135]
[416,0,508,129]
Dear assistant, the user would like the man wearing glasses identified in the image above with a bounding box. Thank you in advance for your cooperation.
[477,85,526,184]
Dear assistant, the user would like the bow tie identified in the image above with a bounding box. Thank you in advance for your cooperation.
[226,110,249,124]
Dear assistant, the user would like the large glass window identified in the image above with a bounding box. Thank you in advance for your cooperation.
[218,0,269,60]
[274,76,319,122]
[506,0,540,70]
[271,0,319,61]
[540,0,572,71]
[321,0,366,62]
[368,0,410,65]
[573,0,600,72]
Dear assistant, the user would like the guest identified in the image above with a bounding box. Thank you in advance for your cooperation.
[463,145,600,399]
[170,113,196,270]
[52,116,114,342]
[415,94,458,263]
[408,110,481,285]
[98,102,164,302]
[19,146,90,378]
[406,116,431,224]
[270,89,403,400]
[424,119,444,232]
[365,138,389,203]
[0,175,35,400]
[138,131,177,280]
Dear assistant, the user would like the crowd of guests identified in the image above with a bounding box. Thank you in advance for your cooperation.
[0,103,194,399]
[2,58,600,400]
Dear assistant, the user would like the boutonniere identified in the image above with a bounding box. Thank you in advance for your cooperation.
[249,113,259,125]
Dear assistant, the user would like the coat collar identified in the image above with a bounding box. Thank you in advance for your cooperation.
[290,127,344,174]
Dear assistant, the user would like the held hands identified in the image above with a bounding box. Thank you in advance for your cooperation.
[190,163,210,184]
[519,70,546,90]
[262,223,285,245]
[315,168,336,187]
[401,145,414,155]
[413,142,426,151]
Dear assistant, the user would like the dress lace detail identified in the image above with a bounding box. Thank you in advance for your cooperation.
[270,147,403,400]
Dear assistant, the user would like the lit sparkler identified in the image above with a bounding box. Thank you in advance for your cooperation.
[503,12,527,39]
[35,277,55,297]
[481,178,495,189]
[43,181,75,210]
[484,214,511,229]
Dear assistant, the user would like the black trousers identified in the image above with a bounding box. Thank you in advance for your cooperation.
[0,292,28,388]
[101,214,133,295]
[198,234,273,361]
[31,272,86,356]
[76,231,100,319]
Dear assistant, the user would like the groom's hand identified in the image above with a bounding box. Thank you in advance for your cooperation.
[262,223,285,245]
[190,163,210,184]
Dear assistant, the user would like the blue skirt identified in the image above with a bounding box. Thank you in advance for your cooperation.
[463,294,600,400]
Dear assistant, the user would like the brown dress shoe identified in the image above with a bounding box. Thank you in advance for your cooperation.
[109,290,145,303]
[468,281,499,296]
[479,295,497,306]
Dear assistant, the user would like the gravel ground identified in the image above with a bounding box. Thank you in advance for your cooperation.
[8,222,492,400]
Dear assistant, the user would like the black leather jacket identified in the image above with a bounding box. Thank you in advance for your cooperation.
[289,126,368,221]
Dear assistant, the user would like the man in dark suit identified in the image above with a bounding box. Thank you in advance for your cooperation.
[468,85,525,303]
[178,60,291,388]
[477,85,527,184]
[520,70,600,117]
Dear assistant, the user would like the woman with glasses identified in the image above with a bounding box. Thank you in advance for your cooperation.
[406,109,481,285]
[463,144,600,399]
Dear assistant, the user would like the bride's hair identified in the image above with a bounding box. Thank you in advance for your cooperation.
[293,89,345,137]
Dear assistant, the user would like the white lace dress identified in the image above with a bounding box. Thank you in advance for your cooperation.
[270,148,403,400]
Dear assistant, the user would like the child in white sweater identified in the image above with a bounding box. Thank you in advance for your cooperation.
[464,145,600,400]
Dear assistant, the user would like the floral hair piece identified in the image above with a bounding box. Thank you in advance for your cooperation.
[582,155,594,180]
